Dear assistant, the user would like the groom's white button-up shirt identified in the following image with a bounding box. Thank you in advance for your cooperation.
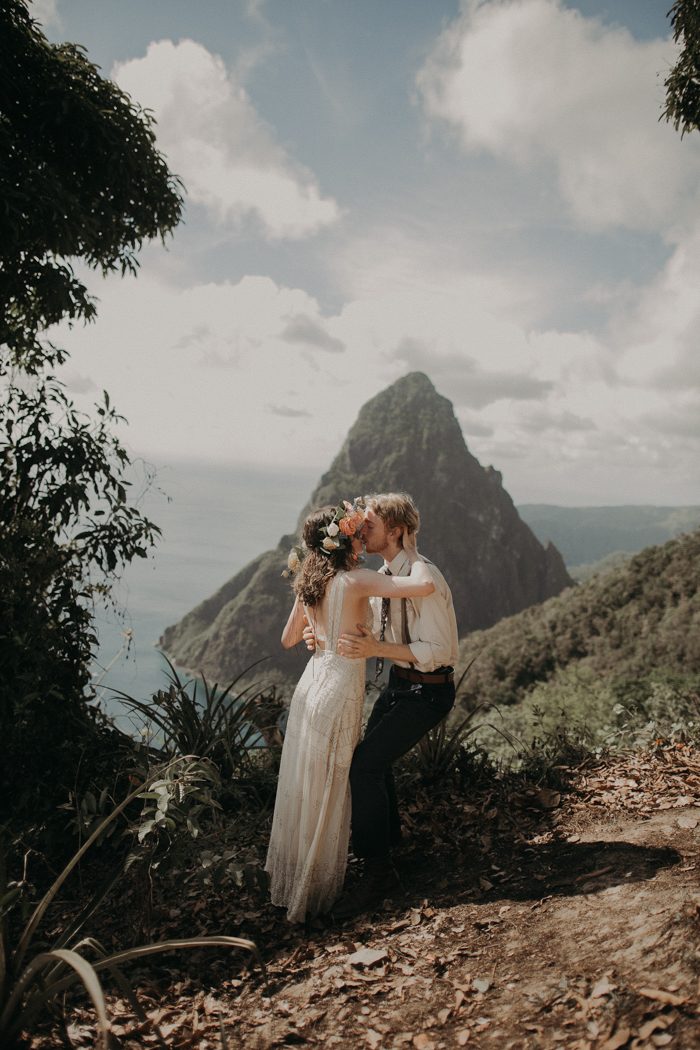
[370,550,459,673]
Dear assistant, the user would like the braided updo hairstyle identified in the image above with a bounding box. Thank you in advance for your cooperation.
[293,506,357,606]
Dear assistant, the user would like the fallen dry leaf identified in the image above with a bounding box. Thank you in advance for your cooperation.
[637,1016,672,1040]
[590,975,616,999]
[575,866,613,883]
[600,1026,631,1049]
[638,987,688,1006]
[348,947,389,968]
[534,787,561,809]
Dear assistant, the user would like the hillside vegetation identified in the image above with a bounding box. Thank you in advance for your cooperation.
[456,529,700,755]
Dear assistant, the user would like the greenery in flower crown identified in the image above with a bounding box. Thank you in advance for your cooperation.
[281,499,364,577]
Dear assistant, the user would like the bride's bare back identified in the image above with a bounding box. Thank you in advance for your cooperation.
[306,571,369,647]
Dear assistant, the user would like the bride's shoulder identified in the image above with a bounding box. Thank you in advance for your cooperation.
[342,567,374,589]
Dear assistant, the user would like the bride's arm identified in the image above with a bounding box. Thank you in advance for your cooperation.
[347,539,435,598]
[281,596,307,648]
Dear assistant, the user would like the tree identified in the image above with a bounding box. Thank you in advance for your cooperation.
[0,0,184,814]
[663,0,700,136]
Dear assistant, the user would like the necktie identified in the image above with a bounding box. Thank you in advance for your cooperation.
[374,569,391,680]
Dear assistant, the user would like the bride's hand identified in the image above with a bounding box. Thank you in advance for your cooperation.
[302,617,316,652]
[403,529,419,559]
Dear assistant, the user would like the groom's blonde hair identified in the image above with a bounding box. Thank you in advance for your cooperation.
[364,492,420,545]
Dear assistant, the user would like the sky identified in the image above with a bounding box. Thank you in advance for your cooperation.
[34,0,700,505]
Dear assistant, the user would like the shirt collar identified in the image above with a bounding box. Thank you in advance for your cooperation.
[384,550,410,575]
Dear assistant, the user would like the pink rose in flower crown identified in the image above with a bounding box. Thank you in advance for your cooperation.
[339,509,364,536]
[338,515,356,537]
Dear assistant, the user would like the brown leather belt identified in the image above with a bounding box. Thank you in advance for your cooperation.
[392,665,454,685]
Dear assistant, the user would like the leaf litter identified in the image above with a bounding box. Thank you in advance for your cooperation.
[25,742,700,1048]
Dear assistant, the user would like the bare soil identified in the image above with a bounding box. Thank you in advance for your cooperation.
[31,745,700,1049]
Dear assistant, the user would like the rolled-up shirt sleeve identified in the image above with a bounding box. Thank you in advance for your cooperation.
[405,565,459,672]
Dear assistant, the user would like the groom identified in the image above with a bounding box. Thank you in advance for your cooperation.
[326,492,458,903]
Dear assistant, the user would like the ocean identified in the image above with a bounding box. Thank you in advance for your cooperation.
[92,460,317,731]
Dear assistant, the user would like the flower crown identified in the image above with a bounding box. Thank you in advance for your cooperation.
[318,499,365,554]
[282,498,365,577]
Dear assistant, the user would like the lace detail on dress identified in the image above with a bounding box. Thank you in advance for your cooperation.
[265,573,367,921]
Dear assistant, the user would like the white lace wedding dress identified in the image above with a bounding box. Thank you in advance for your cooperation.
[265,572,366,922]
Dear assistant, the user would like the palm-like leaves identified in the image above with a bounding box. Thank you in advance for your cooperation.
[0,757,262,1047]
[112,657,270,776]
[414,655,519,780]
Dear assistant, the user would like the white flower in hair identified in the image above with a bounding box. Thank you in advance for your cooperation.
[326,521,340,537]
[322,536,340,551]
[281,544,306,578]
[287,549,300,573]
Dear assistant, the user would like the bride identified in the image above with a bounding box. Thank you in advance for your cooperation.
[265,500,435,922]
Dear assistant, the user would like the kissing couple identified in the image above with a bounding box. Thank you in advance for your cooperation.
[265,492,459,922]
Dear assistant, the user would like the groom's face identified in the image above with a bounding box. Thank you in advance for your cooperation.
[361,507,390,555]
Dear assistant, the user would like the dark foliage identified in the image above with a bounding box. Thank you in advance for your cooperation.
[663,0,700,138]
[0,0,183,372]
[0,1,183,819]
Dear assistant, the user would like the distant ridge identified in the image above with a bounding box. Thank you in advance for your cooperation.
[161,373,572,685]
[518,504,700,567]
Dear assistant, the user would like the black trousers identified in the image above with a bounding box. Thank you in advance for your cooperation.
[349,666,455,859]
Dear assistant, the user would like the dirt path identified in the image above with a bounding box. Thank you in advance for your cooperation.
[224,750,700,1049]
[32,747,700,1049]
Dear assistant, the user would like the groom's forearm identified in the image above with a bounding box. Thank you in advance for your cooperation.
[337,631,415,662]
[366,638,416,664]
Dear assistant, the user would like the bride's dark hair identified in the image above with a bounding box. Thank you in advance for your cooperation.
[293,506,356,606]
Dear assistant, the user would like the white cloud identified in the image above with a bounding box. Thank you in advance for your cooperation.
[53,215,700,506]
[268,403,312,418]
[61,368,96,395]
[54,267,377,469]
[391,341,553,408]
[113,40,339,239]
[614,220,700,392]
[418,0,700,233]
[280,315,345,354]
[30,0,61,30]
[328,231,700,502]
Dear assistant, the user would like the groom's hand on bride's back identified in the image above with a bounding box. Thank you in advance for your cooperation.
[337,624,375,659]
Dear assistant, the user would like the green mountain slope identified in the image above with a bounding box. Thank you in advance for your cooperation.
[457,528,700,712]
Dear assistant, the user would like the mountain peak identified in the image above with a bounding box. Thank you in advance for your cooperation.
[162,373,572,685]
